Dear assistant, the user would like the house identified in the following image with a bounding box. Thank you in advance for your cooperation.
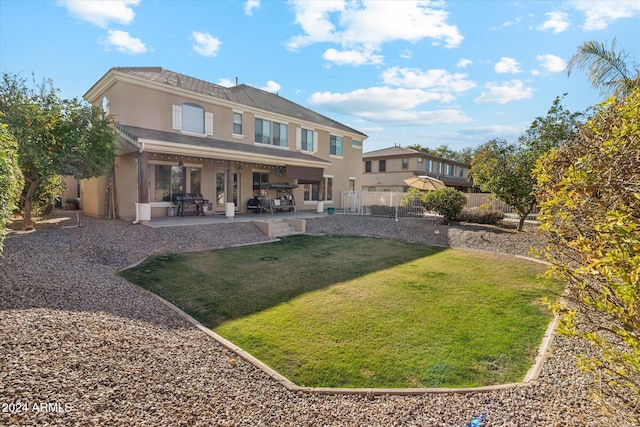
[81,67,367,222]
[360,146,473,192]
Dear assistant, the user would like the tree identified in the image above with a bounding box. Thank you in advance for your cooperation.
[471,97,581,231]
[0,72,116,230]
[0,123,23,254]
[421,187,467,224]
[535,88,640,423]
[567,38,640,100]
[470,138,535,231]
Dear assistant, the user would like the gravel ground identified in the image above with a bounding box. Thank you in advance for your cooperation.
[0,212,633,426]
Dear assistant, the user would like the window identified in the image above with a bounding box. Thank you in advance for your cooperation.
[379,160,386,172]
[349,178,356,192]
[303,183,319,201]
[252,171,270,194]
[255,118,287,147]
[459,167,465,178]
[446,164,454,175]
[154,164,201,202]
[233,112,243,135]
[319,176,333,201]
[417,157,423,163]
[352,139,362,148]
[365,160,372,173]
[301,128,314,151]
[172,103,213,135]
[427,159,433,173]
[402,158,409,169]
[330,135,343,156]
[438,162,443,174]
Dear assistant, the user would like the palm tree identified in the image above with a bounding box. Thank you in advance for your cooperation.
[566,38,640,99]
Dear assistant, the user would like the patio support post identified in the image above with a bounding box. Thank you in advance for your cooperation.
[226,160,234,203]
[225,160,235,218]
[138,151,150,203]
[137,151,151,224]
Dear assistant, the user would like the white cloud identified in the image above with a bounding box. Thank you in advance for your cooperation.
[192,31,222,57]
[217,79,235,87]
[381,67,476,95]
[308,86,471,125]
[456,59,472,68]
[286,0,463,59]
[323,48,383,66]
[475,80,534,104]
[494,57,521,74]
[360,109,472,125]
[399,50,413,59]
[536,54,566,73]
[537,11,570,33]
[571,0,640,30]
[62,0,140,28]
[260,81,281,93]
[244,0,260,16]
[101,30,146,54]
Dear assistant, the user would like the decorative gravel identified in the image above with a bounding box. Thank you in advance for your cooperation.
[1,213,633,426]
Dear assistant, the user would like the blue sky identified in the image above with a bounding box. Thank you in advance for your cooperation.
[1,1,638,152]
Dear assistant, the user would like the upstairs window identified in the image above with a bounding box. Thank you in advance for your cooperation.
[352,139,362,148]
[172,103,213,136]
[379,160,386,172]
[233,112,243,135]
[446,164,454,175]
[427,159,433,173]
[402,158,409,169]
[255,118,288,147]
[299,128,315,152]
[459,167,465,178]
[365,161,372,173]
[330,135,343,156]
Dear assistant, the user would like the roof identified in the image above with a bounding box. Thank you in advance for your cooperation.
[363,145,469,167]
[115,124,331,168]
[90,66,367,138]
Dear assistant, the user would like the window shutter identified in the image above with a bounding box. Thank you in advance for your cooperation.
[313,132,318,153]
[172,105,182,130]
[295,127,302,150]
[205,112,214,135]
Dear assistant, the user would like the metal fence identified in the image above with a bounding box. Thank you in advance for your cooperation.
[340,191,538,220]
[341,191,428,218]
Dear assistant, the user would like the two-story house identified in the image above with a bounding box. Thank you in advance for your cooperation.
[81,67,367,222]
[360,146,473,192]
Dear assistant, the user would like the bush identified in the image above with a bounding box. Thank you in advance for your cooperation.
[455,207,504,224]
[535,88,640,423]
[421,188,467,224]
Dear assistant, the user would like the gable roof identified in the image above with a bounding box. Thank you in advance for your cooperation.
[87,66,367,138]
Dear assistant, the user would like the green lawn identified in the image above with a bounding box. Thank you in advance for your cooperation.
[120,235,558,388]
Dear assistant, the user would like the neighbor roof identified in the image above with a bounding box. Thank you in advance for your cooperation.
[363,145,469,166]
[90,67,367,139]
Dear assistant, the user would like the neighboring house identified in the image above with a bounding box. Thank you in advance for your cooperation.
[360,146,473,192]
[82,67,367,222]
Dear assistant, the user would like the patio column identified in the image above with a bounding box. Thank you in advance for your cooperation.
[225,160,235,218]
[226,160,234,203]
[137,151,151,223]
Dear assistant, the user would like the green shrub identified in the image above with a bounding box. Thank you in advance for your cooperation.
[455,207,504,224]
[421,188,467,223]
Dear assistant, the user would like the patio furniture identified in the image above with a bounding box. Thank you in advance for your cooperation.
[175,194,209,217]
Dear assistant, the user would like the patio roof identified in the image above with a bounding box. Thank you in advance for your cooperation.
[116,124,332,168]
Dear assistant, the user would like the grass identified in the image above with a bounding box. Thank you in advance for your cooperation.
[120,235,559,388]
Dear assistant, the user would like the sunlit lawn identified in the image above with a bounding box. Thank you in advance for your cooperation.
[120,235,558,388]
